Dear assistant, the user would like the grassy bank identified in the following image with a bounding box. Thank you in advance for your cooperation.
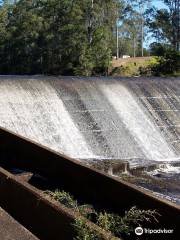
[110,56,180,77]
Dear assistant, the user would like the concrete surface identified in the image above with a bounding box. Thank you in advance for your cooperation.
[0,207,38,240]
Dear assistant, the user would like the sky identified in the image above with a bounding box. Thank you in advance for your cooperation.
[153,0,167,9]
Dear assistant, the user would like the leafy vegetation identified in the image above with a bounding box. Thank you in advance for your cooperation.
[151,49,180,76]
[0,0,118,76]
[0,0,179,76]
[73,218,101,240]
[111,49,180,77]
[147,0,180,51]
[45,189,159,240]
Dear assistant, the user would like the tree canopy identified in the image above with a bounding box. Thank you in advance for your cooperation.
[0,0,118,75]
[0,0,179,76]
[147,0,180,51]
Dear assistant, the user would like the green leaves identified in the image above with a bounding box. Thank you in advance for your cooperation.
[147,0,180,51]
[0,0,117,75]
[46,189,160,239]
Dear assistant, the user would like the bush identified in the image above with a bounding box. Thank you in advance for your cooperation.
[73,218,101,240]
[152,49,180,76]
[45,190,78,209]
[46,190,160,240]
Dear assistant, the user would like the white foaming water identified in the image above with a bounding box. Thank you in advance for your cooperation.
[149,164,180,176]
[139,185,180,204]
[0,78,92,159]
[100,81,176,161]
[0,76,179,165]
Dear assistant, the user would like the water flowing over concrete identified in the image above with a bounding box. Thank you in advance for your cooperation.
[0,75,179,167]
[100,81,175,160]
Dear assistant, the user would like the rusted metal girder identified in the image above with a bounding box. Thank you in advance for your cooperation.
[0,126,179,239]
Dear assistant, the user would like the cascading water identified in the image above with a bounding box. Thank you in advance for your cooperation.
[100,80,176,162]
[0,76,92,159]
[0,76,179,164]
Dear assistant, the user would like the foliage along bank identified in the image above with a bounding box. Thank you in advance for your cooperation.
[0,0,118,76]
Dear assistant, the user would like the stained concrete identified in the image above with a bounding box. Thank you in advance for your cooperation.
[0,207,38,240]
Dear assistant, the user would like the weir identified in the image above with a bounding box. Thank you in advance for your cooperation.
[0,76,179,166]
[0,76,180,238]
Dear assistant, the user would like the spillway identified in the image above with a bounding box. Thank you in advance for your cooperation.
[0,75,179,168]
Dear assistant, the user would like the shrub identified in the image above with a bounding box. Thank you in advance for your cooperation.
[152,49,180,76]
[73,218,101,240]
[45,190,78,209]
[46,190,160,239]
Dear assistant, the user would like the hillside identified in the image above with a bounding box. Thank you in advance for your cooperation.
[112,57,152,68]
[111,57,154,77]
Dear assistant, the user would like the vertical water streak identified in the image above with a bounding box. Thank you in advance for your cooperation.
[100,81,176,160]
[0,77,92,159]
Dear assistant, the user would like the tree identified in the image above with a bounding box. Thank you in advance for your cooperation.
[149,42,170,56]
[147,0,180,51]
[116,0,151,58]
[127,0,152,57]
[0,0,119,75]
[121,9,142,57]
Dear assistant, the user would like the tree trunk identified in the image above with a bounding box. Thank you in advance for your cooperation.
[116,23,119,59]
[141,17,144,57]
[133,37,136,58]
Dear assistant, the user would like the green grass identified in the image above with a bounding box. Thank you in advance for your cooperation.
[110,56,180,77]
[111,58,153,77]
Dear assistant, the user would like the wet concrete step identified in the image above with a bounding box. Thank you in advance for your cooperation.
[0,207,38,240]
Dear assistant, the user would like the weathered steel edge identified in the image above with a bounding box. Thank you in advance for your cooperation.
[0,167,117,240]
[0,126,179,233]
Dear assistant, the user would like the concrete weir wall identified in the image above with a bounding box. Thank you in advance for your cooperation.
[0,76,179,167]
[0,127,179,236]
